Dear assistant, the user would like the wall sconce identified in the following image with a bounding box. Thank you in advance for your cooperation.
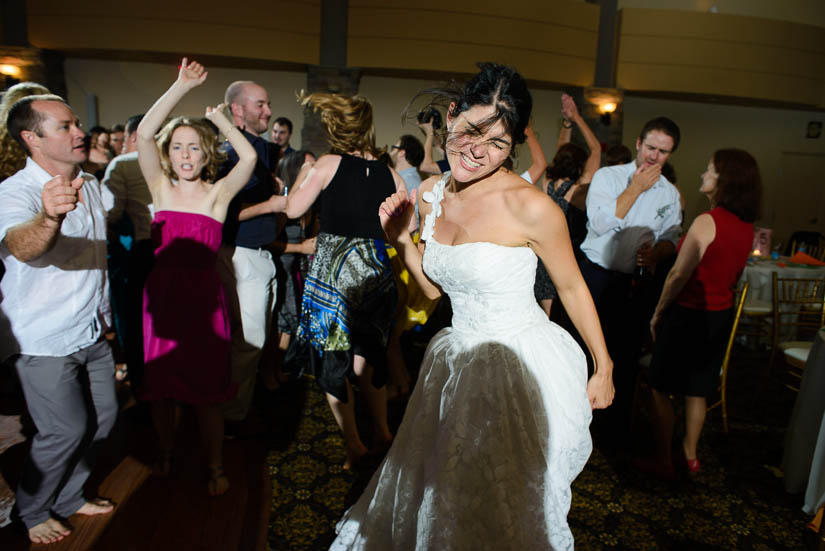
[584,87,623,128]
[599,102,616,126]
[0,64,22,77]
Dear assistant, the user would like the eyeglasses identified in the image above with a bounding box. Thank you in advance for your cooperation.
[390,145,401,150]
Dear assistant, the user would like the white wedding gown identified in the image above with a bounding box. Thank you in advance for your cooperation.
[330,176,593,551]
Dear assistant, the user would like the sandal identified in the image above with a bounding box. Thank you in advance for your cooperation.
[208,465,229,497]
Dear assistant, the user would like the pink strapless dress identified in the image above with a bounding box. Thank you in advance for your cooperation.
[140,211,236,404]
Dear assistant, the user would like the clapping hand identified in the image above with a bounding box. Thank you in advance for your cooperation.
[178,57,207,90]
[561,93,579,120]
[378,189,416,245]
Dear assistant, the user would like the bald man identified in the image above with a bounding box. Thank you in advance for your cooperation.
[217,81,279,427]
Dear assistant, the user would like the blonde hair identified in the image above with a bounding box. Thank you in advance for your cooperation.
[155,117,225,183]
[0,82,50,180]
[298,92,382,158]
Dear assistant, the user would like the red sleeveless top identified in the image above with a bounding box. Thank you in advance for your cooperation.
[677,207,753,311]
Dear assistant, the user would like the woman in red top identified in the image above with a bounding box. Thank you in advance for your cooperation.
[642,149,762,478]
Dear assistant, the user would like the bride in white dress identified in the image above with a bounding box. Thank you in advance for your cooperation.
[330,63,614,551]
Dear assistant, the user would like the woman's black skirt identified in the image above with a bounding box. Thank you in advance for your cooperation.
[648,304,734,397]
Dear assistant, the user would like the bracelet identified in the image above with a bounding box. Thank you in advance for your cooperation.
[562,119,573,129]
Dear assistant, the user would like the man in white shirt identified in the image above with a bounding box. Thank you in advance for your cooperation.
[578,117,682,435]
[0,95,117,544]
[102,113,152,385]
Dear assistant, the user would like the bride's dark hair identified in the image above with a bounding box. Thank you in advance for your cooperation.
[405,62,533,158]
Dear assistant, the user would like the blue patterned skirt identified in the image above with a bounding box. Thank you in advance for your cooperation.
[296,232,397,401]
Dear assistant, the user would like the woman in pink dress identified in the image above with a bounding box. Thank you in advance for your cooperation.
[136,58,256,496]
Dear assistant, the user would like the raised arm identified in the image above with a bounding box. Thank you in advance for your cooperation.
[136,58,207,197]
[561,94,601,184]
[206,104,257,208]
[522,189,613,409]
[417,120,443,175]
[556,96,573,152]
[523,123,548,184]
[650,213,714,338]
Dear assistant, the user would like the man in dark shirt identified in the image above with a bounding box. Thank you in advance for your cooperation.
[270,116,294,156]
[217,80,278,424]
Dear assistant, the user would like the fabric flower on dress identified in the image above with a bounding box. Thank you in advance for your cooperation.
[420,173,448,242]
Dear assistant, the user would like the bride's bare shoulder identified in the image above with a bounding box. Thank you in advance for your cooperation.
[502,175,563,226]
[419,175,440,194]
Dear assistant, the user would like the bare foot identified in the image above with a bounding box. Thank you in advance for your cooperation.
[28,518,71,544]
[75,498,115,516]
[208,466,230,497]
[342,443,369,470]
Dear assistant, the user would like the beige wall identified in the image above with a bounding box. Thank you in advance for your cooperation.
[349,0,599,86]
[617,8,825,107]
[64,58,307,147]
[27,0,320,65]
[618,0,825,29]
[622,95,825,245]
[25,1,825,109]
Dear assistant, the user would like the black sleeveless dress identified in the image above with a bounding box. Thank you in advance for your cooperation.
[296,154,398,401]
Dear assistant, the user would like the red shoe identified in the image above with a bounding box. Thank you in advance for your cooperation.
[675,448,701,474]
[685,457,701,474]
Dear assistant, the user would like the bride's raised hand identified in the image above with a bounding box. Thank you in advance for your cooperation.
[178,57,208,90]
[378,190,415,245]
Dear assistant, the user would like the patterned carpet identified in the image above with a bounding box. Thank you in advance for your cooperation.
[263,342,816,551]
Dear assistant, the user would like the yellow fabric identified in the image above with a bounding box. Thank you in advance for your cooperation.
[387,234,440,331]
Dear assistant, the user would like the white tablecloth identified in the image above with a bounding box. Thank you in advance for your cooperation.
[782,328,825,515]
[742,260,825,304]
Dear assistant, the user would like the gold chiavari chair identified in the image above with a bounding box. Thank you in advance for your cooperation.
[761,273,825,394]
[707,282,749,434]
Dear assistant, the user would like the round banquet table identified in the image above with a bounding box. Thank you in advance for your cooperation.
[742,259,825,305]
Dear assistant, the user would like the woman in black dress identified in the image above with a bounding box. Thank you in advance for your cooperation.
[267,93,408,468]
[534,93,601,316]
